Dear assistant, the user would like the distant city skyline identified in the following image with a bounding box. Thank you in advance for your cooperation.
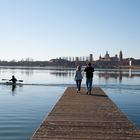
[0,0,140,61]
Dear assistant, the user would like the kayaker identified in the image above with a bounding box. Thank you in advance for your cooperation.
[9,75,17,84]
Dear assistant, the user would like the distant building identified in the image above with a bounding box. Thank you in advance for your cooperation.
[104,51,110,59]
[89,54,93,62]
[129,59,132,66]
[119,50,123,61]
[96,51,121,68]
[99,51,119,61]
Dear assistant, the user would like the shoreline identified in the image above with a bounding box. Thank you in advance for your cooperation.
[0,65,140,70]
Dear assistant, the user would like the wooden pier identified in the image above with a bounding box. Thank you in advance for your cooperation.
[31,87,140,140]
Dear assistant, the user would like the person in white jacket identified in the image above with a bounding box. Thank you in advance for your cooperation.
[74,65,83,92]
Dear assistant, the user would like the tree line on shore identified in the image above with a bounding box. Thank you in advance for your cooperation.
[0,57,140,68]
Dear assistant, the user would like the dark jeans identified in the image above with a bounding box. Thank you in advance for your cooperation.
[76,80,82,91]
[86,78,93,91]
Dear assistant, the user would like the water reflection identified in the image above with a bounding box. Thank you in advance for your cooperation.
[12,84,16,91]
[119,70,122,82]
[0,67,140,84]
[0,67,34,76]
[5,84,23,96]
[49,68,140,83]
[5,84,17,96]
[50,71,75,78]
[20,69,34,76]
[129,69,132,78]
[11,85,17,96]
[0,66,75,76]
[97,69,140,83]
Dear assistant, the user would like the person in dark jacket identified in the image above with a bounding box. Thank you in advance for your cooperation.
[84,62,94,95]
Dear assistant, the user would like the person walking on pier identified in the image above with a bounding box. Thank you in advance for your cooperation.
[74,65,83,93]
[84,62,94,95]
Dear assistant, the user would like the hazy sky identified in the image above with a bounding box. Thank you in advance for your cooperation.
[0,0,140,61]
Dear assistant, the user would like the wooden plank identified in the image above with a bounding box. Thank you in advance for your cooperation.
[31,87,140,140]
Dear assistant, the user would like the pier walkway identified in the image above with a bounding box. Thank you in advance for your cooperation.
[31,87,140,140]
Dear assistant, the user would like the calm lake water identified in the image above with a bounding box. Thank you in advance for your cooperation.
[0,67,140,140]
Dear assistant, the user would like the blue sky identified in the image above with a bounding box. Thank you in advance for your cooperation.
[0,0,140,61]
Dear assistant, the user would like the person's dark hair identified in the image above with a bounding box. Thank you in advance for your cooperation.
[88,62,91,66]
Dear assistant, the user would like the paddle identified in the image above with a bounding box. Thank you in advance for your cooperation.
[2,79,23,82]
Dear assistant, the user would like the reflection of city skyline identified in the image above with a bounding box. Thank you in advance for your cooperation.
[0,68,140,81]
[97,69,140,82]
[50,69,140,83]
[0,68,34,76]
[20,69,34,76]
[50,71,75,78]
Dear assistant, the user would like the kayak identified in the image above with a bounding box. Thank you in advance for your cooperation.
[0,82,48,86]
[0,82,22,86]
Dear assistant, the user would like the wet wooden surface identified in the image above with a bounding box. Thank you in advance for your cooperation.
[31,87,140,140]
